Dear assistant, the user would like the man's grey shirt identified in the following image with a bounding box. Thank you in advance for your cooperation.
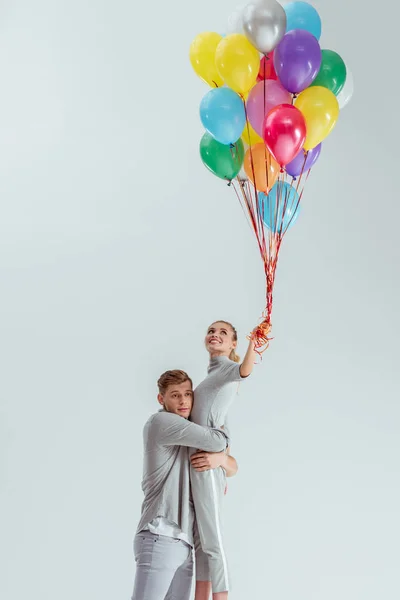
[136,409,228,546]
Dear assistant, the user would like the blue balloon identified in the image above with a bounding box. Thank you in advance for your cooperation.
[200,87,246,145]
[284,1,322,40]
[258,182,300,233]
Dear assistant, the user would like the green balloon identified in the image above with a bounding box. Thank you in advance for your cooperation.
[311,49,347,96]
[200,133,244,181]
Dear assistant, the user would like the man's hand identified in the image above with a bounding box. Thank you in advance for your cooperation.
[190,451,226,472]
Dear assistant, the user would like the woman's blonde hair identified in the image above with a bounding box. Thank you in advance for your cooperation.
[210,320,240,363]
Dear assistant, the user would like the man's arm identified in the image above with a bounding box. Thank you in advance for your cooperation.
[151,412,228,451]
[190,448,238,477]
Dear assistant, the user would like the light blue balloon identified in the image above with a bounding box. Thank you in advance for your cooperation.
[258,182,300,233]
[200,87,246,146]
[284,1,322,40]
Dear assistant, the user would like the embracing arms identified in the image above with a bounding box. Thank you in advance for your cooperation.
[190,447,238,477]
[148,412,229,452]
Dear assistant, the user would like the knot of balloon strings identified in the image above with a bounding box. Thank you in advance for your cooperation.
[248,318,273,356]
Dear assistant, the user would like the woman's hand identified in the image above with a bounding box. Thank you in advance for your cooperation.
[190,451,226,472]
[239,321,272,377]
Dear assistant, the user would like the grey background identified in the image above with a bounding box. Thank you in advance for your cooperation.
[0,1,398,599]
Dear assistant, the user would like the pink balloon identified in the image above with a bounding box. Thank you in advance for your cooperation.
[263,104,306,167]
[246,79,292,138]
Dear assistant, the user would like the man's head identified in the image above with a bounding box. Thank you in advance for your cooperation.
[157,370,193,419]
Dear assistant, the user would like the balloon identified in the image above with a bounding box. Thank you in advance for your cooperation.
[284,1,322,40]
[247,79,292,137]
[242,121,263,146]
[189,32,225,88]
[215,34,260,96]
[258,181,300,233]
[238,157,249,181]
[200,132,245,180]
[244,143,280,192]
[242,0,287,54]
[263,104,306,166]
[274,29,322,94]
[337,66,354,109]
[257,52,278,81]
[227,4,246,35]
[311,49,347,96]
[200,87,246,145]
[238,140,250,181]
[295,86,339,150]
[285,143,322,177]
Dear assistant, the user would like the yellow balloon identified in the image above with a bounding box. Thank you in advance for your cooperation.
[295,86,339,150]
[242,121,263,146]
[189,32,224,88]
[215,34,260,96]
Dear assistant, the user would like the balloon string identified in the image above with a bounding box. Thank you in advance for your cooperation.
[248,316,273,355]
[233,179,257,237]
[243,102,264,251]
[233,175,284,349]
[233,99,315,349]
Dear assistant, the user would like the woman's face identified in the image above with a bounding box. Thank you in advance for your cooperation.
[205,322,236,356]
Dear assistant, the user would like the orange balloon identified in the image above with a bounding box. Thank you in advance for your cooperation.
[244,143,279,192]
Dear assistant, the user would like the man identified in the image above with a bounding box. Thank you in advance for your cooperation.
[131,369,238,600]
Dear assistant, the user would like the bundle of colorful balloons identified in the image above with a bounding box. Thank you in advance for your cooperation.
[189,0,352,347]
[189,0,353,189]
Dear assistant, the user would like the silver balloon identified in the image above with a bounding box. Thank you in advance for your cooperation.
[243,0,287,54]
[337,66,354,109]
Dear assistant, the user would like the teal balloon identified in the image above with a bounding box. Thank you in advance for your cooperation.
[285,1,322,40]
[258,181,300,233]
[200,133,244,181]
[200,87,246,145]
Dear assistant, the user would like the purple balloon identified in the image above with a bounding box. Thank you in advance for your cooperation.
[285,143,322,177]
[274,29,322,94]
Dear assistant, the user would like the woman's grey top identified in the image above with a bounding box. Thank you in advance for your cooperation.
[190,355,244,429]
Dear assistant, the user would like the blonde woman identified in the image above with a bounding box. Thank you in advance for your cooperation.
[190,320,262,600]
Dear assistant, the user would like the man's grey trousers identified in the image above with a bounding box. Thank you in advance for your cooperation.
[131,532,193,600]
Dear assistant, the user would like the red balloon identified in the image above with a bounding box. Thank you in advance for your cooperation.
[257,52,278,82]
[263,104,306,167]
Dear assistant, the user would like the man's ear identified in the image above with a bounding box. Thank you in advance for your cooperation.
[157,394,164,407]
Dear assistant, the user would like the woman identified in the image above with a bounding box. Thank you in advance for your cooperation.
[189,320,262,600]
